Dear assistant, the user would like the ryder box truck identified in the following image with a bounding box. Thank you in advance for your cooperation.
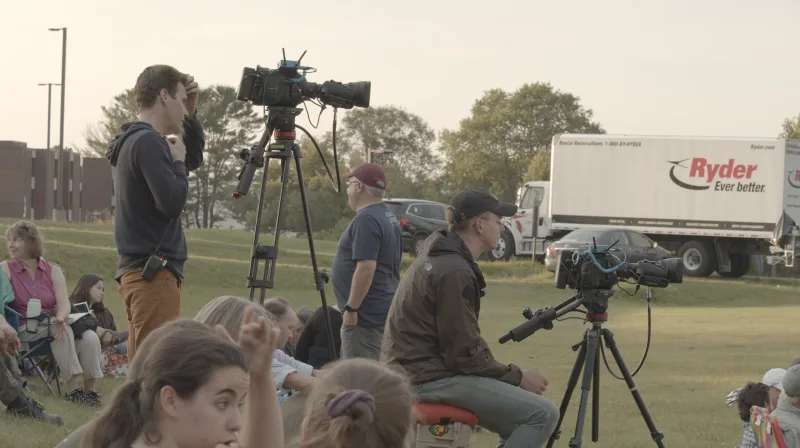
[492,134,800,278]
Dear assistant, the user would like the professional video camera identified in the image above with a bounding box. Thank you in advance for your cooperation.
[499,239,683,448]
[231,49,372,368]
[236,52,370,109]
[554,242,683,291]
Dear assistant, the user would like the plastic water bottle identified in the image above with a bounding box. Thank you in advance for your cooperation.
[26,299,41,334]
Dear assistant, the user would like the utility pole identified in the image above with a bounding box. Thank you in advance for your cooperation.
[37,82,61,219]
[49,27,67,220]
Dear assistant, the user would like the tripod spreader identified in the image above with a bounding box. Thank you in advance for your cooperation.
[498,296,583,344]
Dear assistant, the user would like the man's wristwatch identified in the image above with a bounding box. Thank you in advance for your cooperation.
[343,304,359,313]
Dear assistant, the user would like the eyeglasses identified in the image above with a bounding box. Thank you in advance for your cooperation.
[478,217,503,227]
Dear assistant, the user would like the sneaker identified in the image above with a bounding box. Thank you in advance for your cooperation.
[84,390,102,407]
[8,398,64,426]
[64,387,100,407]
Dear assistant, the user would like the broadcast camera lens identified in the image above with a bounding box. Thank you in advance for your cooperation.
[658,258,683,283]
[347,81,371,108]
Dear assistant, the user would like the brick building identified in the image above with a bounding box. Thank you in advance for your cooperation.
[0,141,113,222]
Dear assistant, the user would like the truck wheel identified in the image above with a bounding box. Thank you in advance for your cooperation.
[488,230,515,261]
[678,241,716,277]
[718,253,751,278]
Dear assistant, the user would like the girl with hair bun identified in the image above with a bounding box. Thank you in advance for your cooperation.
[298,358,414,448]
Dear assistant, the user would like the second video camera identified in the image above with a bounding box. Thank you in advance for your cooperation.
[554,244,683,291]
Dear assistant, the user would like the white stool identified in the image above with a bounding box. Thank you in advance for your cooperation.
[412,403,477,448]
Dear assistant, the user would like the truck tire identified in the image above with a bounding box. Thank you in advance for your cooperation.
[678,241,716,277]
[488,230,515,261]
[718,253,751,278]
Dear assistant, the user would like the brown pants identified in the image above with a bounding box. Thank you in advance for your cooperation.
[119,269,181,363]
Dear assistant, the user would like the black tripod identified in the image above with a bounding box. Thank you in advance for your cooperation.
[546,290,665,448]
[232,105,338,361]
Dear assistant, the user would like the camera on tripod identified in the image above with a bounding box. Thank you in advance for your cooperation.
[499,239,683,447]
[236,51,370,109]
[229,49,371,368]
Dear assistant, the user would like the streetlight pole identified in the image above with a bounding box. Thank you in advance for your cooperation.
[49,27,67,220]
[37,82,61,219]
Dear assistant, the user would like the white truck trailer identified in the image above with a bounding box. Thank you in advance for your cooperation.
[491,134,800,278]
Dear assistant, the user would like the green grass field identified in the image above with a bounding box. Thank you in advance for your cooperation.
[0,218,797,448]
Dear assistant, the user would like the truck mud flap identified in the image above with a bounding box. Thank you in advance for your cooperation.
[714,241,731,273]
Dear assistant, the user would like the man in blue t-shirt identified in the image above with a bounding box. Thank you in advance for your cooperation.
[332,163,402,360]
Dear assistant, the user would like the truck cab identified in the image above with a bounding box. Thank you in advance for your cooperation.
[488,181,553,261]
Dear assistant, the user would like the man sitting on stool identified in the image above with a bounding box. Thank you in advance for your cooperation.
[381,189,559,448]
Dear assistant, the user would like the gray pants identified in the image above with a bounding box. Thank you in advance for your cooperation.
[0,354,24,406]
[415,375,560,448]
[340,324,383,360]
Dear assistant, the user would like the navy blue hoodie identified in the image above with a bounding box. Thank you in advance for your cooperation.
[106,115,205,281]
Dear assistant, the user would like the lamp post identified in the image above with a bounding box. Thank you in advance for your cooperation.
[37,82,61,219]
[49,27,67,220]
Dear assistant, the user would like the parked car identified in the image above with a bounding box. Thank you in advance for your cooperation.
[544,227,672,272]
[383,198,449,256]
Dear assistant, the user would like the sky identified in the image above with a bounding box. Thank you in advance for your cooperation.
[1,0,798,153]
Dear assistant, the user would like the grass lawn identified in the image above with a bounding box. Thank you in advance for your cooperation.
[0,219,797,447]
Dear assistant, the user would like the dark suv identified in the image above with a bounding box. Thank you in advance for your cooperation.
[383,198,449,255]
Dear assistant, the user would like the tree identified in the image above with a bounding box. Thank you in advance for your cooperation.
[83,89,138,157]
[333,106,439,183]
[523,149,551,182]
[440,82,605,201]
[184,85,261,228]
[780,114,800,139]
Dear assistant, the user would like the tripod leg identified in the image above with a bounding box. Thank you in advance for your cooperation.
[592,340,600,442]
[291,145,339,360]
[246,129,274,303]
[600,329,666,448]
[568,326,601,448]
[546,333,589,448]
[257,156,291,305]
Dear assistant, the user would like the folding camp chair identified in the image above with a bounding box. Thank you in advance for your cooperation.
[4,306,61,396]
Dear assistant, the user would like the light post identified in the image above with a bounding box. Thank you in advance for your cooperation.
[37,82,61,218]
[49,27,67,220]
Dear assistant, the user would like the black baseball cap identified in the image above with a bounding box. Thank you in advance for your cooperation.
[449,189,518,223]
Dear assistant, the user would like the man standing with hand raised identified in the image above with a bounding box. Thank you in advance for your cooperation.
[382,189,560,448]
[107,65,205,362]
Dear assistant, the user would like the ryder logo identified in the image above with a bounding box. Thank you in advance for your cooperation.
[788,170,800,189]
[668,158,765,193]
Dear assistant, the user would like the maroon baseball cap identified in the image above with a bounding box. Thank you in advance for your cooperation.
[346,163,387,190]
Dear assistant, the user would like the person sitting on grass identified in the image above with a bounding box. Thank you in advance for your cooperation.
[81,313,283,448]
[293,357,413,448]
[295,304,343,370]
[727,368,786,409]
[2,221,103,407]
[68,273,128,348]
[735,382,772,448]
